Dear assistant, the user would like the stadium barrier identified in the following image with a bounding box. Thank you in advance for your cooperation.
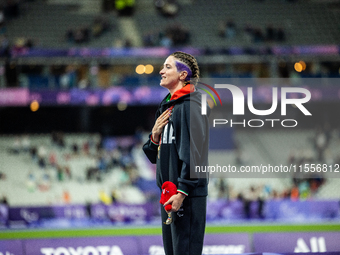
[10,45,340,58]
[0,85,340,107]
[1,232,340,255]
[0,200,340,228]
[1,200,339,228]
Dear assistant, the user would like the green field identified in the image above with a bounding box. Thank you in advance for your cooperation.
[1,222,340,240]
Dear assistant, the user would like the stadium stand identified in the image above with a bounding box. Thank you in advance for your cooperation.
[5,1,120,48]
[0,133,153,206]
[1,127,339,207]
[2,0,340,48]
[136,0,340,47]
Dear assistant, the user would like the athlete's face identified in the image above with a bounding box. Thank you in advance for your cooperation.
[159,56,181,89]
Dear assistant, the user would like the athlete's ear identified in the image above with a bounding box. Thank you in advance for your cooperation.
[179,71,188,82]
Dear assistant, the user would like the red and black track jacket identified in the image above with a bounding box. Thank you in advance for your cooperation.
[143,85,210,197]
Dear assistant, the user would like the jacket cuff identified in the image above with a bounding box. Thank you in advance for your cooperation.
[177,182,191,197]
[177,189,188,196]
[150,136,159,146]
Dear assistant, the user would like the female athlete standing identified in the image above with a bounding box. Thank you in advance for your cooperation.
[143,51,210,255]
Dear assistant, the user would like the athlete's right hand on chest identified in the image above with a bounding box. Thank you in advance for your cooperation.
[152,108,172,143]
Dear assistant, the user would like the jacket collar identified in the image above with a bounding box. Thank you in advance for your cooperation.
[169,84,195,101]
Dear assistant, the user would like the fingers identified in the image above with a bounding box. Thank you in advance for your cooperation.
[169,203,180,212]
[156,109,172,128]
[158,108,172,122]
[160,108,172,118]
[163,195,173,207]
[163,196,174,213]
[163,194,182,213]
[170,197,183,212]
[158,118,169,128]
[152,108,172,141]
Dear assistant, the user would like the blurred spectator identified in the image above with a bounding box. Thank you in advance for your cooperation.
[86,201,92,218]
[99,190,112,205]
[0,34,9,57]
[257,195,265,219]
[97,156,106,172]
[57,166,64,182]
[58,65,77,89]
[38,173,51,192]
[253,28,265,43]
[219,19,236,39]
[123,38,133,48]
[143,31,159,47]
[243,24,254,43]
[113,38,133,48]
[64,166,72,179]
[111,189,118,204]
[234,148,249,166]
[115,0,135,16]
[66,28,73,43]
[265,24,275,42]
[217,178,228,199]
[290,184,299,201]
[0,195,8,206]
[291,176,325,200]
[159,32,172,47]
[62,190,71,204]
[298,180,310,200]
[9,136,21,154]
[155,0,178,17]
[72,143,79,155]
[166,23,190,46]
[66,27,90,44]
[323,123,332,145]
[0,195,9,227]
[51,132,65,148]
[86,166,99,181]
[21,135,30,152]
[242,24,286,44]
[143,30,159,47]
[83,141,90,155]
[12,37,34,55]
[38,145,47,161]
[26,172,36,192]
[111,148,122,167]
[38,157,46,169]
[49,151,57,167]
[143,23,190,47]
[241,186,258,219]
[30,146,37,161]
[314,128,328,161]
[92,16,110,38]
[276,28,285,42]
[0,171,6,180]
[76,27,90,44]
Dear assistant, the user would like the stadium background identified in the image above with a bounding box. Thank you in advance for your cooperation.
[0,0,340,254]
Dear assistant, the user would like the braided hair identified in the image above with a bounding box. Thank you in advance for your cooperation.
[170,51,200,85]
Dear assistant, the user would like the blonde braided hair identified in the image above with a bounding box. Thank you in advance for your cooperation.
[170,51,200,86]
